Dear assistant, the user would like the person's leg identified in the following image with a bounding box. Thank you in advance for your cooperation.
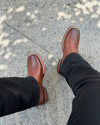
[61,53,100,125]
[0,53,48,117]
[0,77,40,117]
[57,26,100,125]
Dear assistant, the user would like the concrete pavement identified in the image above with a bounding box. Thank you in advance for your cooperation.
[0,0,100,125]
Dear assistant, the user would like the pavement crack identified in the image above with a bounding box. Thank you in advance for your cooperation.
[4,21,50,53]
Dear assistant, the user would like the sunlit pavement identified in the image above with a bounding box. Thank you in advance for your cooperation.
[0,0,100,125]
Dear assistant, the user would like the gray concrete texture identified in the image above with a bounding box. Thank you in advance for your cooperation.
[0,0,100,125]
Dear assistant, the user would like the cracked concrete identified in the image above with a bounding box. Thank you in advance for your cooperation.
[0,0,100,125]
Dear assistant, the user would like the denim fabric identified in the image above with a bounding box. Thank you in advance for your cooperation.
[0,76,40,117]
[61,53,100,125]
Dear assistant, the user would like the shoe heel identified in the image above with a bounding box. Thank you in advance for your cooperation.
[43,88,48,104]
[57,59,61,74]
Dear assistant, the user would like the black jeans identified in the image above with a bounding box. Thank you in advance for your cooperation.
[0,77,40,117]
[60,53,100,125]
[0,53,100,125]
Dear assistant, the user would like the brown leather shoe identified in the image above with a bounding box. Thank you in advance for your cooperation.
[57,26,80,74]
[27,52,48,105]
